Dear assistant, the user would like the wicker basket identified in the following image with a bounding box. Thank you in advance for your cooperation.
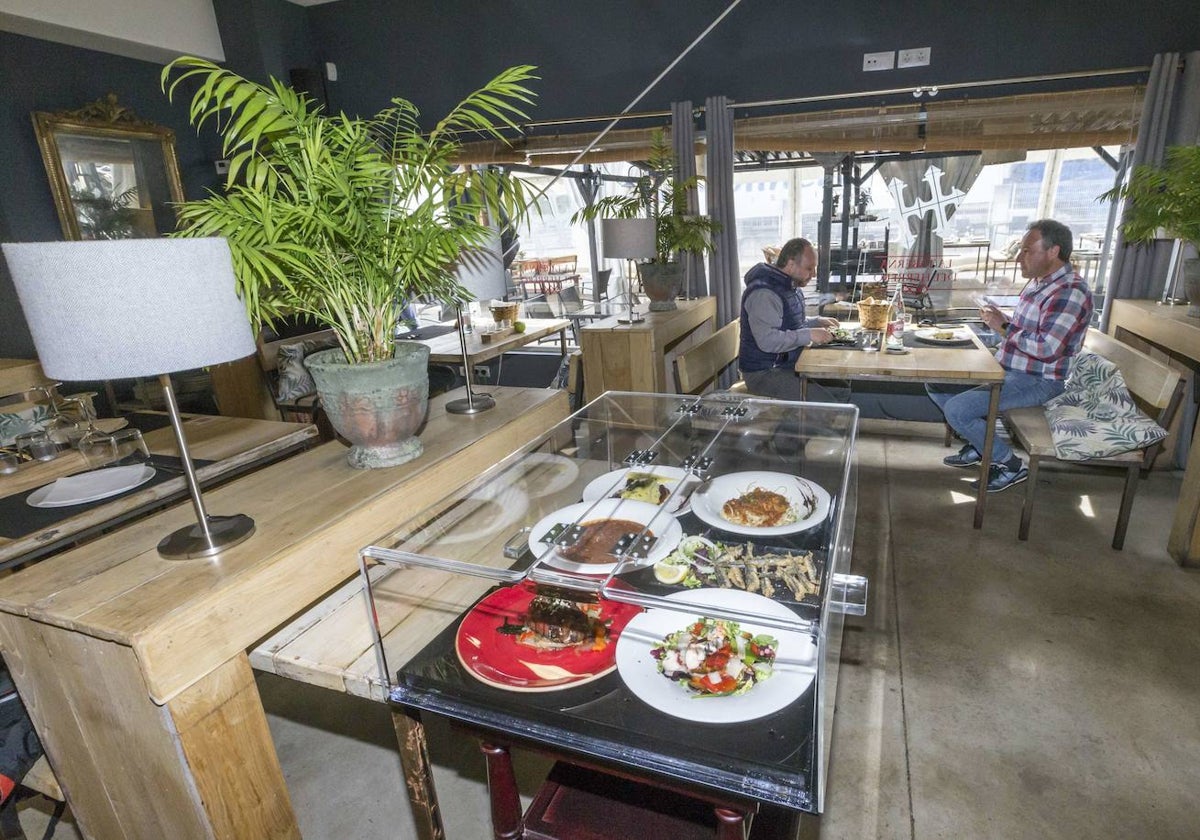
[489,302,519,324]
[856,298,893,331]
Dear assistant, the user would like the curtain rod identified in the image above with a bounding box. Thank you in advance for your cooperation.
[511,66,1150,132]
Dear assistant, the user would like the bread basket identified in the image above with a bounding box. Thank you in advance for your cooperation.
[856,297,892,331]
[489,302,519,325]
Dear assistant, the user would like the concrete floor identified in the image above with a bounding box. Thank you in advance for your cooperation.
[12,420,1200,839]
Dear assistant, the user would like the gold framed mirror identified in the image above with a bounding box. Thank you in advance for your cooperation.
[32,94,185,240]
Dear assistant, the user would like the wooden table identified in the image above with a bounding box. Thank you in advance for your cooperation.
[580,297,717,402]
[0,386,567,839]
[0,414,318,569]
[408,318,571,367]
[1105,299,1200,566]
[795,329,1005,528]
[0,358,47,398]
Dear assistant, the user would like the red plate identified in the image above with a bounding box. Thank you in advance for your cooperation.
[456,583,643,692]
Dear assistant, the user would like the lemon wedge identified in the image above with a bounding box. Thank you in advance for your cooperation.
[653,561,688,585]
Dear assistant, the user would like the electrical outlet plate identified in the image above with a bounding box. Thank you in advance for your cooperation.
[862,51,895,72]
[898,47,931,68]
[474,365,491,380]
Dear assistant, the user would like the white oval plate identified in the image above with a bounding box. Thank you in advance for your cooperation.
[913,327,974,345]
[27,464,154,508]
[529,498,683,575]
[690,471,831,537]
[615,589,816,723]
[581,466,700,515]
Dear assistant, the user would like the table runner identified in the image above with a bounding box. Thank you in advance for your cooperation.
[0,455,213,539]
[396,324,456,341]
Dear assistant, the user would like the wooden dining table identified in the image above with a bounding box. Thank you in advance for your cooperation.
[795,325,1005,528]
[0,413,318,569]
[405,317,571,373]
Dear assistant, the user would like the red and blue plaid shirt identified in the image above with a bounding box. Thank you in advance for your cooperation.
[996,264,1093,379]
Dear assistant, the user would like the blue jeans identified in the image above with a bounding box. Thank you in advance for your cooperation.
[927,371,1064,464]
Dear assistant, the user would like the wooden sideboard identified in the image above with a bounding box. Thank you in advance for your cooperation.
[0,385,569,838]
[579,296,717,402]
[1105,299,1200,566]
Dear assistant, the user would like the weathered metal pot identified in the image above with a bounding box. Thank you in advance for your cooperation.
[304,344,430,469]
[638,262,682,311]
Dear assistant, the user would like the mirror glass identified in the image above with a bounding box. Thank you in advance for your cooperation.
[33,95,184,240]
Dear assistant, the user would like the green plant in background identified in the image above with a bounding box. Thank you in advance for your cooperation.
[572,128,719,263]
[1104,144,1200,249]
[162,57,537,364]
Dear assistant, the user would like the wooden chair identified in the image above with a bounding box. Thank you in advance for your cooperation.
[256,329,338,435]
[673,321,747,395]
[480,743,751,840]
[1004,329,1184,549]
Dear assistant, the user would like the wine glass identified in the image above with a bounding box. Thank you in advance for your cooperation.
[31,383,79,448]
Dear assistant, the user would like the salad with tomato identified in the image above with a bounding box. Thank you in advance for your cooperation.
[651,617,777,697]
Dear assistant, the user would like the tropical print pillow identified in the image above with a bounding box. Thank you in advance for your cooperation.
[0,403,52,446]
[1044,351,1167,461]
[276,336,339,401]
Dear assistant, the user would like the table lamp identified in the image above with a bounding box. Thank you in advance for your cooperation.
[2,238,258,560]
[601,218,655,323]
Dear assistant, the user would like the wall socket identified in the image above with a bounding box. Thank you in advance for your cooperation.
[898,47,931,68]
[862,51,895,72]
[473,365,491,381]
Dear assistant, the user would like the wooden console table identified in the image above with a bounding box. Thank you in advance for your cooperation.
[579,297,717,402]
[1105,299,1200,566]
[0,386,568,839]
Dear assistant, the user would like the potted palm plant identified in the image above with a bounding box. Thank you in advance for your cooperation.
[573,128,718,310]
[1105,144,1200,316]
[162,57,537,467]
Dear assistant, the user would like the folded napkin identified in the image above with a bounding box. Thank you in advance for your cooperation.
[34,465,154,507]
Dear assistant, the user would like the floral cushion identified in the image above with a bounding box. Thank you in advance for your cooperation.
[0,403,52,447]
[1044,351,1167,461]
[276,336,340,402]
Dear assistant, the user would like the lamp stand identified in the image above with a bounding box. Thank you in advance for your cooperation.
[156,373,255,559]
[446,304,495,415]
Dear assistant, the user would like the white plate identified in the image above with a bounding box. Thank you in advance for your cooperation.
[530,498,683,575]
[615,589,817,723]
[27,464,155,508]
[581,466,700,515]
[690,471,832,536]
[913,327,974,345]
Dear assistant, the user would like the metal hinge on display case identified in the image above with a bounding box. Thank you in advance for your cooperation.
[623,449,660,467]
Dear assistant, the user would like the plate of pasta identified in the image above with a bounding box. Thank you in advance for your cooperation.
[689,471,832,536]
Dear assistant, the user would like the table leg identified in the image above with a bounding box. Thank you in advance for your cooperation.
[392,708,447,840]
[974,382,1002,529]
[1168,414,1200,566]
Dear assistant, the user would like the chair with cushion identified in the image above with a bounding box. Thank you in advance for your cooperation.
[256,329,339,427]
[673,321,747,396]
[1004,329,1184,549]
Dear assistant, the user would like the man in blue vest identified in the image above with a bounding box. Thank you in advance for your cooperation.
[738,238,846,401]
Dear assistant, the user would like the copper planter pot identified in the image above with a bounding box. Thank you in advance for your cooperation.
[305,345,430,469]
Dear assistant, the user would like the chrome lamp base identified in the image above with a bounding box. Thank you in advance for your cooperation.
[158,514,256,559]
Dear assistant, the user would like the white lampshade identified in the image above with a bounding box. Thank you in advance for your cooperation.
[2,238,256,381]
[601,218,656,260]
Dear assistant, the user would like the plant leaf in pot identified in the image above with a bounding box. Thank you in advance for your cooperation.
[573,128,719,310]
[1103,144,1200,316]
[162,57,538,465]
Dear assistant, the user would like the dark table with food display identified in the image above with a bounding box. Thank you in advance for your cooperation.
[326,392,866,838]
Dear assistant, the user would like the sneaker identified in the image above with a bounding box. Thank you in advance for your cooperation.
[969,462,1029,493]
[943,444,982,468]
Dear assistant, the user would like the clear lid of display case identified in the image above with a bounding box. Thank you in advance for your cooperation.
[361,391,858,634]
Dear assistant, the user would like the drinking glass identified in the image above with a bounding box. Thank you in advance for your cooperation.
[15,431,57,462]
[111,429,149,463]
[78,435,118,470]
[0,451,19,475]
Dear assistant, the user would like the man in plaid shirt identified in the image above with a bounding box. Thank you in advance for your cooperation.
[929,219,1093,492]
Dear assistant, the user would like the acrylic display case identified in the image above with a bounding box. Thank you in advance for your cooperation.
[359,391,866,814]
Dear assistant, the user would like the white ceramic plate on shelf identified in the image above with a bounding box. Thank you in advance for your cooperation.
[581,466,701,515]
[615,588,816,723]
[689,471,832,537]
[26,464,155,508]
[529,498,682,575]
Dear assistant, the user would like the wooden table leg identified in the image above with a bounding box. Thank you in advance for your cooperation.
[392,707,447,840]
[1168,415,1200,566]
[0,615,300,840]
[974,381,1002,529]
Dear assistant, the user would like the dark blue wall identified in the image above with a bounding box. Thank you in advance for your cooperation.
[305,0,1200,125]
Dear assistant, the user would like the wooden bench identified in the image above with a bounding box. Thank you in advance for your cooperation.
[673,320,746,395]
[1005,329,1185,549]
